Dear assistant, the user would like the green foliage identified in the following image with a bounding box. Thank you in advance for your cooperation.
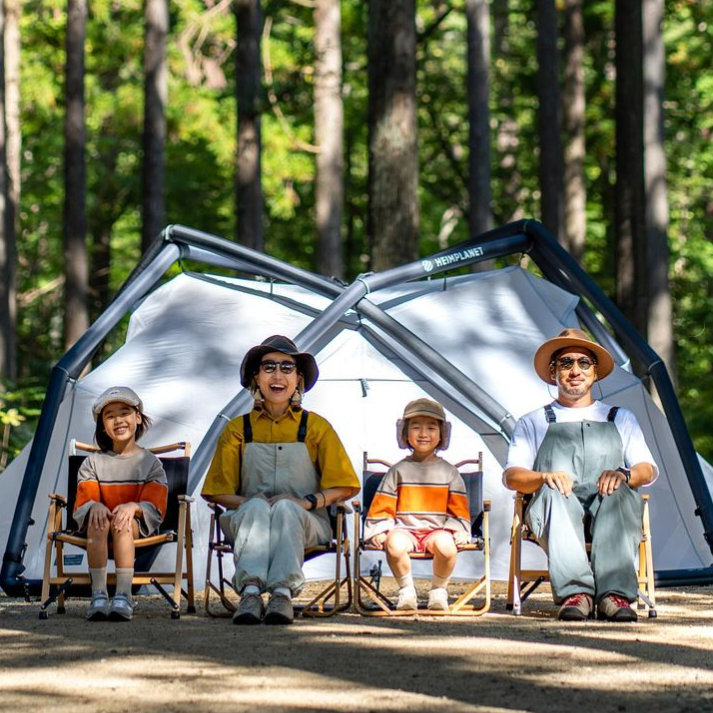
[0,380,46,471]
[11,0,713,462]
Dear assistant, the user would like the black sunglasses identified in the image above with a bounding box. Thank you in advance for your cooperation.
[260,360,297,375]
[553,356,596,371]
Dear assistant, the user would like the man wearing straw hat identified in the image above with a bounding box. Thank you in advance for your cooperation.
[504,328,657,622]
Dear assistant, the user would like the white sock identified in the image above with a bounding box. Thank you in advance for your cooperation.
[395,573,414,590]
[273,586,291,600]
[115,568,134,597]
[242,584,261,596]
[89,567,107,594]
[431,574,450,590]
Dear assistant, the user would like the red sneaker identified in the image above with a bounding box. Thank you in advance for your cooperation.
[558,593,594,621]
[597,594,638,622]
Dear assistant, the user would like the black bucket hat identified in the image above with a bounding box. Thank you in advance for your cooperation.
[240,335,319,392]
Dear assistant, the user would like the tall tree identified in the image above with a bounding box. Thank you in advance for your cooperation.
[142,0,168,254]
[368,0,419,271]
[643,0,675,384]
[615,0,646,335]
[314,0,344,279]
[466,0,493,242]
[235,0,264,251]
[562,0,585,262]
[535,0,564,244]
[0,0,13,378]
[63,0,89,350]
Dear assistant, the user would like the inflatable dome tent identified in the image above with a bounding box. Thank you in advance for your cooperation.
[2,220,712,595]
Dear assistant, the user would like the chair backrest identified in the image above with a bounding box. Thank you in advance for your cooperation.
[67,445,190,533]
[361,452,484,537]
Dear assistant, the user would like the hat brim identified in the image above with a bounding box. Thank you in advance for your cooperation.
[534,335,615,384]
[240,344,319,392]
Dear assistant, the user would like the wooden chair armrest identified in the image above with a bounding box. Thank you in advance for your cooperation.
[333,501,353,514]
[641,493,649,501]
[177,495,195,503]
[351,499,361,511]
[48,493,67,505]
[483,499,491,512]
[206,501,226,514]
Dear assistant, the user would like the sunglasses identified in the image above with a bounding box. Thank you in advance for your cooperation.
[554,357,597,371]
[260,359,297,375]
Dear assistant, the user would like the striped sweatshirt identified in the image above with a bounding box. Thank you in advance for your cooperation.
[73,448,168,537]
[364,456,470,540]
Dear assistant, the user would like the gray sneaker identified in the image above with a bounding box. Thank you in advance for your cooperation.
[109,592,134,622]
[263,593,294,625]
[232,592,265,625]
[86,591,110,621]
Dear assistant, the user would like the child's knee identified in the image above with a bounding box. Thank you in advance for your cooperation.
[429,531,457,558]
[384,531,413,557]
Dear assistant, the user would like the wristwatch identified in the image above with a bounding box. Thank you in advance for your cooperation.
[304,494,319,511]
[617,467,632,484]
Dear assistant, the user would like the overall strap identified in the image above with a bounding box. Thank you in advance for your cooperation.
[543,404,557,423]
[607,406,620,422]
[243,413,253,444]
[297,410,309,442]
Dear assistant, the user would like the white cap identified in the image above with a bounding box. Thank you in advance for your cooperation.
[92,386,143,421]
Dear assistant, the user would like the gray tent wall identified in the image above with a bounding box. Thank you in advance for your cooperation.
[2,220,711,595]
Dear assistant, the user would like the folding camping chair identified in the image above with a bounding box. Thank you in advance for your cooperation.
[204,501,352,618]
[39,440,196,619]
[354,452,491,616]
[506,491,657,617]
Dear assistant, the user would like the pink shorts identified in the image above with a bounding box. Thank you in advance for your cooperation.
[393,528,454,554]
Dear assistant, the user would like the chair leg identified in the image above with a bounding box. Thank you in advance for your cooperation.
[507,497,524,615]
[170,502,187,618]
[184,504,196,614]
[39,530,55,620]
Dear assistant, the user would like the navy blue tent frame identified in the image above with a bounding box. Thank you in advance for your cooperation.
[2,219,712,596]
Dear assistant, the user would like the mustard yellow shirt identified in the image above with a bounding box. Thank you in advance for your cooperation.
[201,406,360,496]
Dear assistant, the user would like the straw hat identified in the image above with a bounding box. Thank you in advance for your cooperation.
[533,328,614,385]
[240,335,319,392]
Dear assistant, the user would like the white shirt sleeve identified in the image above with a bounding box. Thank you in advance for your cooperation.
[503,414,540,485]
[615,408,659,484]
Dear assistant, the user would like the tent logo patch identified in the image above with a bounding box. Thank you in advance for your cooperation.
[421,259,434,273]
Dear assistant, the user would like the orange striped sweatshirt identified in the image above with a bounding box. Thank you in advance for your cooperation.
[73,448,168,536]
[364,456,470,539]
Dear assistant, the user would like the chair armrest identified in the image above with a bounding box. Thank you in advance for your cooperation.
[48,493,67,506]
[351,499,361,512]
[333,501,353,514]
[483,499,491,512]
[206,502,226,514]
[177,495,195,503]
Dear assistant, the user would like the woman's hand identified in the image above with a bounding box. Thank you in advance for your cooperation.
[453,530,471,547]
[88,502,112,531]
[369,532,388,550]
[112,502,140,532]
[268,493,309,509]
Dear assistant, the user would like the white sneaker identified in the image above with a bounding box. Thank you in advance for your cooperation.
[109,592,134,622]
[396,586,418,610]
[427,587,449,611]
[86,591,110,621]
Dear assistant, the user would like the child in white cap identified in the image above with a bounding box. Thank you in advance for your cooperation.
[74,386,167,621]
[364,398,471,611]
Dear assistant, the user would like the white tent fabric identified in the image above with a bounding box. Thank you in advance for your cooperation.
[1,266,711,587]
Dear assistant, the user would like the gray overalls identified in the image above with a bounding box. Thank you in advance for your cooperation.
[220,410,332,595]
[524,405,643,603]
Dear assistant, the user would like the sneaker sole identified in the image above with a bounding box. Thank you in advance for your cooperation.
[232,612,263,625]
[86,610,110,622]
[558,608,592,622]
[598,611,638,623]
[263,612,294,625]
[108,611,133,622]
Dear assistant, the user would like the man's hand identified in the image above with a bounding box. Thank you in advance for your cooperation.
[541,471,574,497]
[112,502,140,532]
[369,532,387,550]
[597,469,627,496]
[88,502,112,530]
[452,530,471,547]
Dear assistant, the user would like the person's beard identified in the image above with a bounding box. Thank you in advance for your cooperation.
[559,382,589,398]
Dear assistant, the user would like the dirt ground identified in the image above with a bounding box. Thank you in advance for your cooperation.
[1,581,712,713]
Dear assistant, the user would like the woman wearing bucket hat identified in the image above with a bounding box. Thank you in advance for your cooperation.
[201,335,360,625]
[503,328,657,623]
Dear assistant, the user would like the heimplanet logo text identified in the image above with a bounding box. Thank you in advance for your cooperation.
[432,246,484,269]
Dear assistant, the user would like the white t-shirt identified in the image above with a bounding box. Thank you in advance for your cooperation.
[504,400,658,486]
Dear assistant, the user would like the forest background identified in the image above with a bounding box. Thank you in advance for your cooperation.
[0,0,710,468]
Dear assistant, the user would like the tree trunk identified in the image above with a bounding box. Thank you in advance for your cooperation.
[63,0,89,350]
[142,0,168,254]
[466,0,492,241]
[536,0,564,244]
[314,0,344,279]
[0,1,12,379]
[235,0,264,251]
[368,0,419,271]
[562,0,586,263]
[643,0,675,384]
[492,0,508,56]
[615,0,646,335]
